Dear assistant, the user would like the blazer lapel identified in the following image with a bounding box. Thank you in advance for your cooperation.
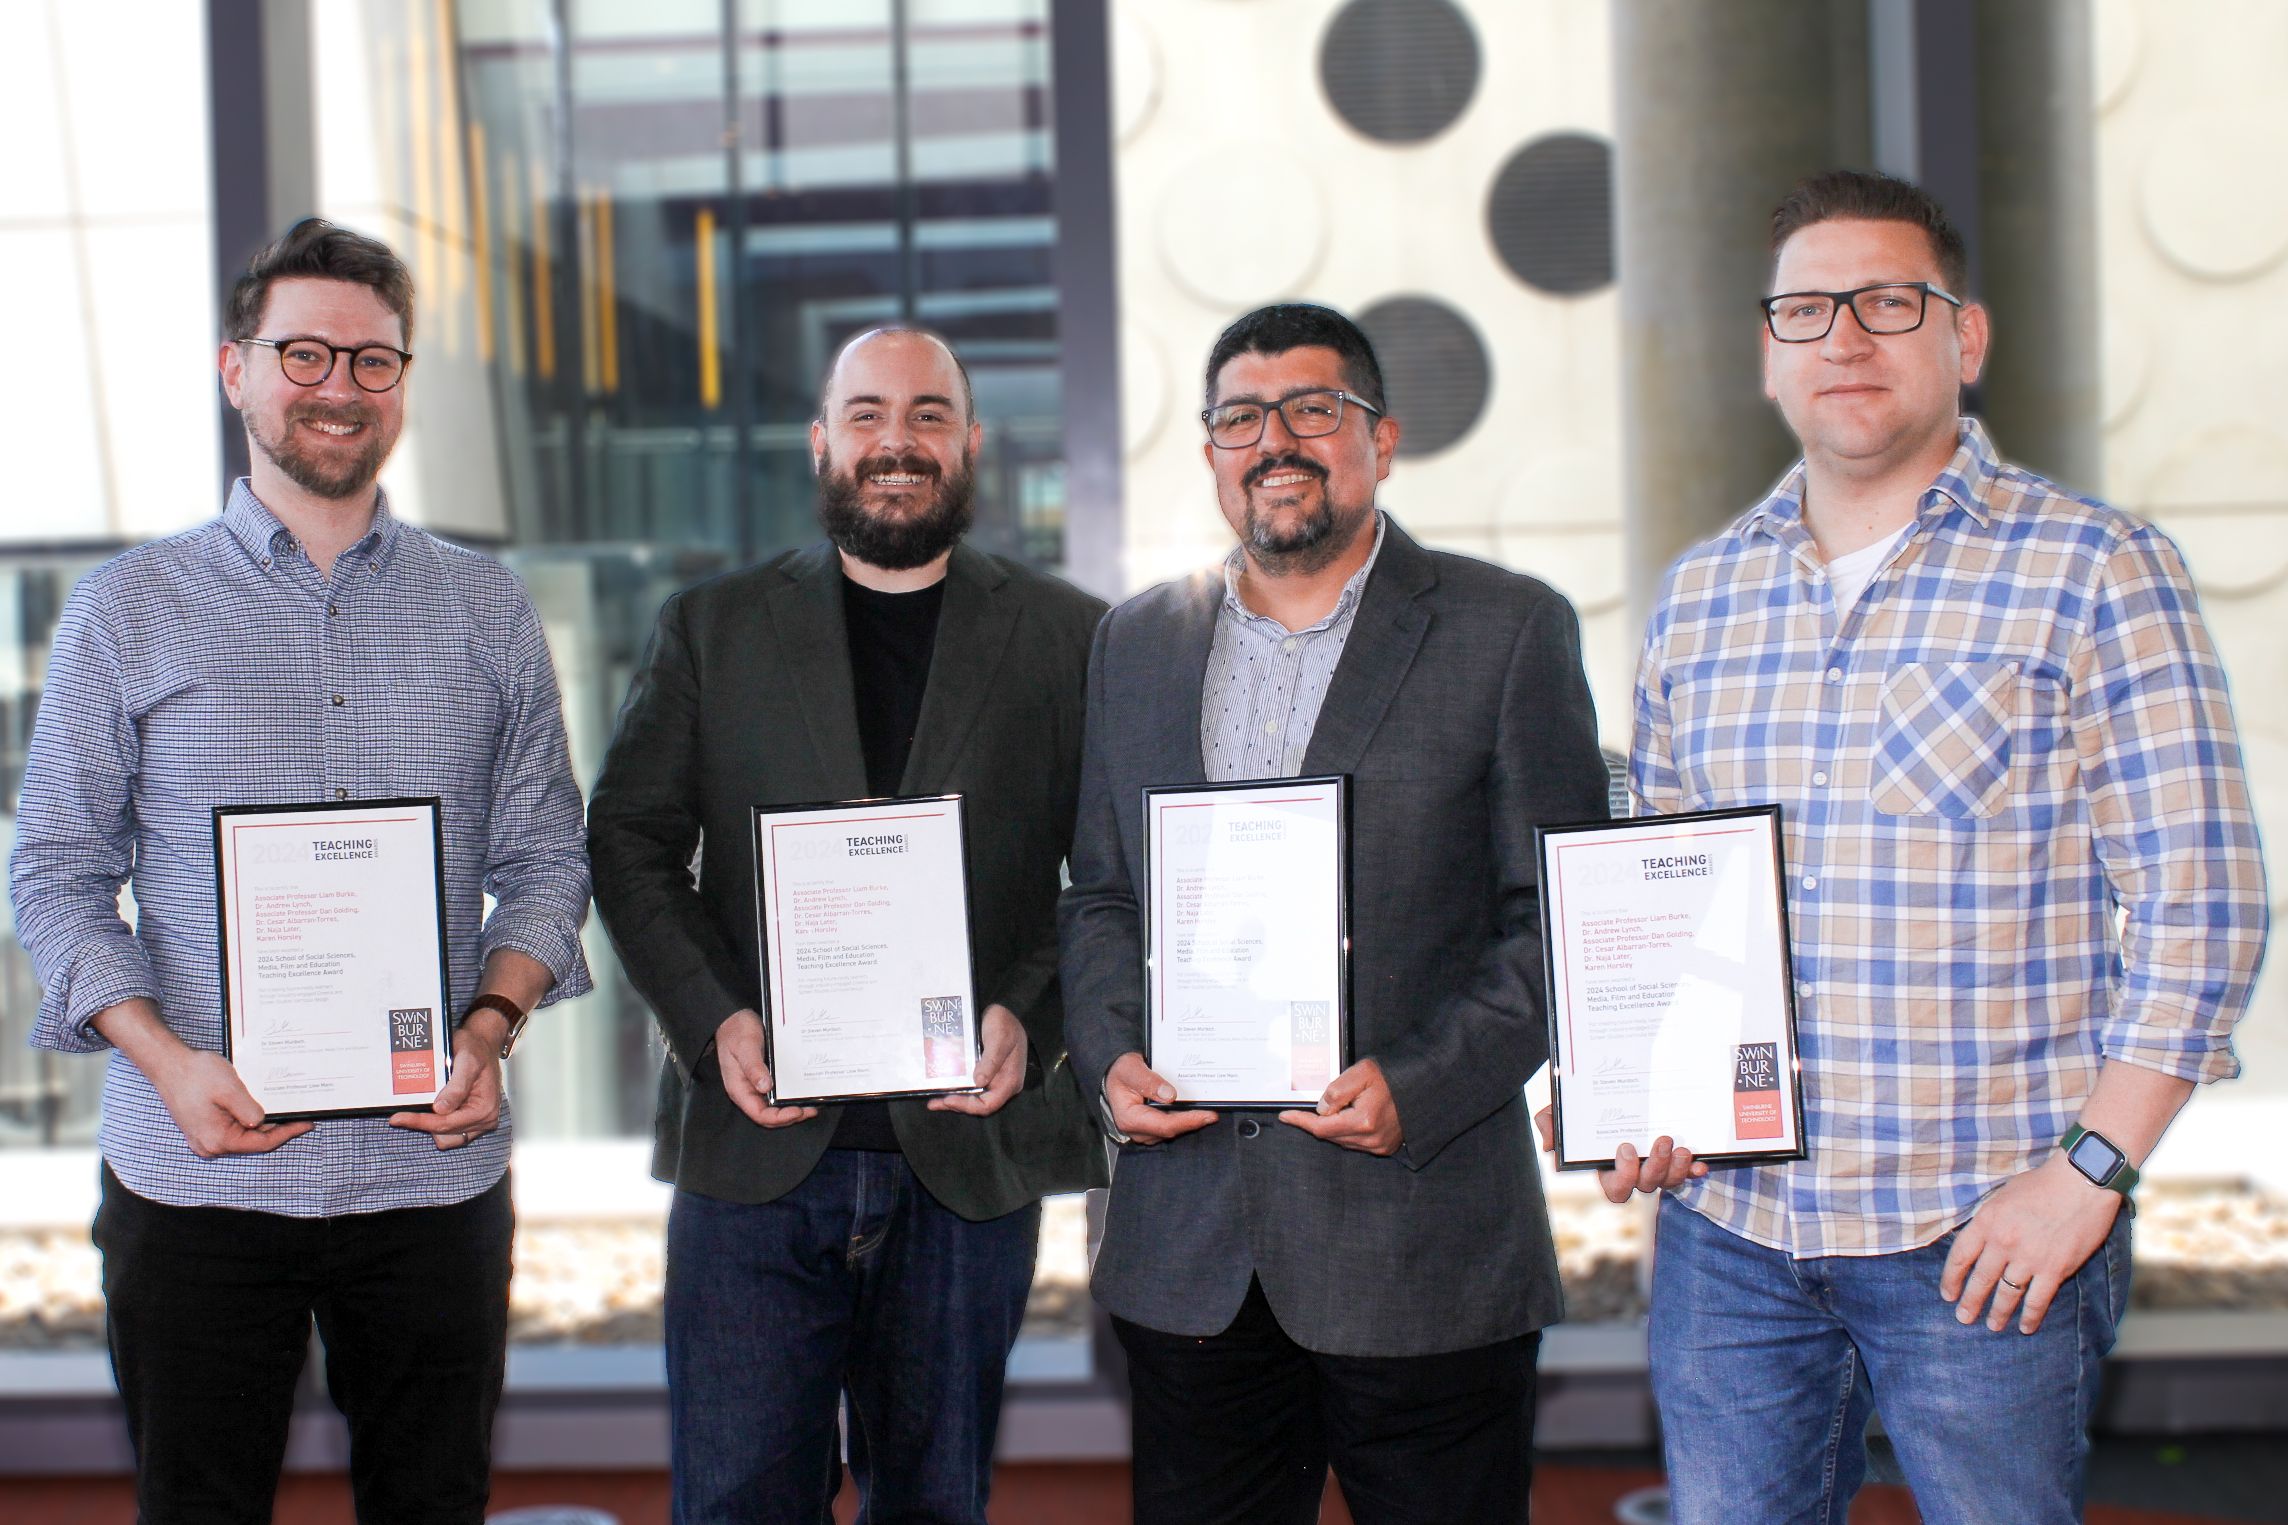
[764,545,870,798]
[1299,519,1436,777]
[899,546,1019,794]
[1166,569,1224,780]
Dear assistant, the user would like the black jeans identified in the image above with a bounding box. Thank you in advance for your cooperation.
[1114,1276,1541,1525]
[93,1164,514,1525]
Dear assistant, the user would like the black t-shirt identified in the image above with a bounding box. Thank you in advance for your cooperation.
[829,572,947,1152]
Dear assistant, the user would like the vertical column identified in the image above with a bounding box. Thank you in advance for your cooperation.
[1975,2,2100,495]
[1611,0,1870,636]
[1051,0,1123,600]
[206,0,316,500]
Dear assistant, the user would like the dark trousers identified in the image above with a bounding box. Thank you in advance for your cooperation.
[92,1164,514,1525]
[1114,1277,1541,1525]
[664,1150,1041,1525]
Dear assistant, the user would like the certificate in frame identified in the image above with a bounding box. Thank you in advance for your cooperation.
[1142,775,1351,1109]
[213,797,453,1123]
[751,793,983,1106]
[1537,805,1807,1171]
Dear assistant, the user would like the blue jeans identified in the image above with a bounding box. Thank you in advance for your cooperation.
[1649,1196,2131,1525]
[665,1150,1041,1525]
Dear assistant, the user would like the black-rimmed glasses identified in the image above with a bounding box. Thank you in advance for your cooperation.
[1201,390,1382,450]
[1760,282,1963,343]
[244,336,414,392]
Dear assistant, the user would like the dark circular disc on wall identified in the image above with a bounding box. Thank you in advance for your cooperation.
[1319,0,1482,145]
[1355,295,1491,458]
[1487,131,1617,296]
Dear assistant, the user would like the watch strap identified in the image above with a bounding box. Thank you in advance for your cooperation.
[463,993,530,1058]
[2060,1123,2140,1196]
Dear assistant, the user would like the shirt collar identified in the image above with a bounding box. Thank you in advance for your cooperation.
[1740,417,2002,545]
[222,478,400,573]
[1220,511,1388,634]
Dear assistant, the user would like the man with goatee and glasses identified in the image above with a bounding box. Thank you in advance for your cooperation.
[588,327,1108,1524]
[9,219,592,1523]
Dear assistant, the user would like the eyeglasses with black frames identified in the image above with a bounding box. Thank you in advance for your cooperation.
[243,336,414,393]
[1760,282,1963,343]
[1201,389,1383,450]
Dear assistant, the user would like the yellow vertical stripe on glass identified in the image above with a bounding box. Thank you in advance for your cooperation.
[434,0,467,344]
[470,122,495,364]
[597,190,620,394]
[697,207,720,410]
[499,150,525,378]
[531,162,555,380]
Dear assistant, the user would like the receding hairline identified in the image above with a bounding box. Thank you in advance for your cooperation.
[818,327,974,420]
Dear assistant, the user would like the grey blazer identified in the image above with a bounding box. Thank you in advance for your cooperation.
[1059,519,1609,1356]
[588,541,1110,1220]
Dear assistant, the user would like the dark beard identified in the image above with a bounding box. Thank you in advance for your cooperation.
[244,402,391,500]
[816,446,976,571]
[1238,453,1370,576]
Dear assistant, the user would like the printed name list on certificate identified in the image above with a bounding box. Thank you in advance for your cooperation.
[214,799,452,1121]
[1146,777,1349,1108]
[1538,806,1806,1170]
[753,795,980,1105]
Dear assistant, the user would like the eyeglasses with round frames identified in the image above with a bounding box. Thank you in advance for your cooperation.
[1760,282,1963,343]
[1201,389,1383,450]
[243,336,414,393]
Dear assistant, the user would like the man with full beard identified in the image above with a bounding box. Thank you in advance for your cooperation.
[588,327,1108,1524]
[1059,304,1609,1523]
[9,220,593,1522]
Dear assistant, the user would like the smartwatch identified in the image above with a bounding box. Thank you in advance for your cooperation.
[463,993,531,1059]
[2059,1124,2139,1199]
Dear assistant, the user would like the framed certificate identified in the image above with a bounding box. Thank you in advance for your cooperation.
[752,794,981,1105]
[213,798,453,1122]
[1143,776,1350,1108]
[1538,806,1807,1170]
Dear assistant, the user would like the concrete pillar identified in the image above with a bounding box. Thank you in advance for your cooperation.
[1612,0,1872,638]
[1975,2,2101,496]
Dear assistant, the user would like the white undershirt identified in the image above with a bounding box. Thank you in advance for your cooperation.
[1822,524,1909,613]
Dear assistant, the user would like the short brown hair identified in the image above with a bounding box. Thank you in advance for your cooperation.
[1770,170,1969,296]
[223,218,416,345]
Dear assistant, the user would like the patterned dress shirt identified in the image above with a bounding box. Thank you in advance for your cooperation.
[1634,420,2267,1257]
[9,482,593,1215]
[1201,514,1387,780]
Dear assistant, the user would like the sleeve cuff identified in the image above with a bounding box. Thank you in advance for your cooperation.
[39,941,161,1053]
[2100,1031,2241,1087]
[478,913,594,1008]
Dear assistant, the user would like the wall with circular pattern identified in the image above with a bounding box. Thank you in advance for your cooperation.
[1110,0,1629,725]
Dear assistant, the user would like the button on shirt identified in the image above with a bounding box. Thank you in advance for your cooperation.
[1634,419,2267,1258]
[1202,515,1386,780]
[9,482,594,1215]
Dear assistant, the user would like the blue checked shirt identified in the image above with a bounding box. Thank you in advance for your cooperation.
[1201,514,1386,780]
[9,483,592,1216]
[1635,420,2267,1258]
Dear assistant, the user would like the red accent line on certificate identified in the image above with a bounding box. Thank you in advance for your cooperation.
[1549,824,1764,1089]
[766,810,950,1030]
[1156,796,1327,809]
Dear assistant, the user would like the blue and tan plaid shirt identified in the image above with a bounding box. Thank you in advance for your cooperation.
[1634,419,2267,1257]
[9,483,592,1216]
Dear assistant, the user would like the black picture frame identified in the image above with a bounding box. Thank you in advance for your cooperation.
[1536,804,1809,1171]
[212,796,453,1124]
[1141,774,1353,1110]
[750,792,985,1106]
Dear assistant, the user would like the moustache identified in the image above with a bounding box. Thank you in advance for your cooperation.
[852,450,942,483]
[1242,454,1327,491]
[288,402,378,429]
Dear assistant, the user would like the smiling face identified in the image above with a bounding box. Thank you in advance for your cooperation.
[1203,345,1398,577]
[809,330,983,571]
[1762,218,1989,481]
[218,276,407,501]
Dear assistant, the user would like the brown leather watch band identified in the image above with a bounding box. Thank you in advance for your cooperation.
[462,993,530,1058]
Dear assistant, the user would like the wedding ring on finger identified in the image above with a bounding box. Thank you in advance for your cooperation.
[1999,1274,2025,1290]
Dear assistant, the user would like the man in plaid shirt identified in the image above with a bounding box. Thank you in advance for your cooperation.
[1597,171,2268,1522]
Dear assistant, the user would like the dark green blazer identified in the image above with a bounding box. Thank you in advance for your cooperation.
[588,541,1109,1218]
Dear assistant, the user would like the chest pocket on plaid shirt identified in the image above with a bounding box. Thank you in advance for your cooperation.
[1870,660,2018,818]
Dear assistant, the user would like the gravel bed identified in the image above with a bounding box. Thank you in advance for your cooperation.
[5,1184,2282,1352]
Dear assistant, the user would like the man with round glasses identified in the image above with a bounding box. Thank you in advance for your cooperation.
[1602,170,2265,1523]
[1061,303,1607,1522]
[9,218,592,1522]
